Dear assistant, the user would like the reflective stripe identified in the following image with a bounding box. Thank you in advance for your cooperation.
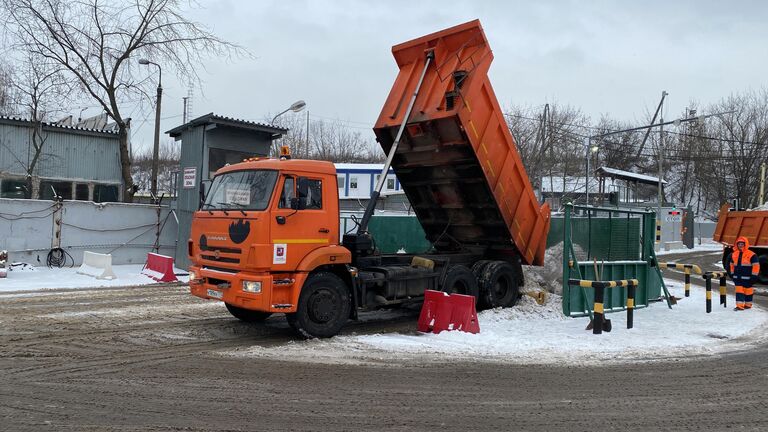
[594,303,604,313]
[626,298,635,308]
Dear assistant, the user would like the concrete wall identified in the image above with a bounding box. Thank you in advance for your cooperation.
[0,198,178,265]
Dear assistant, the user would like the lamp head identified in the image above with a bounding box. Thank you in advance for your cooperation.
[138,59,150,65]
[289,100,306,113]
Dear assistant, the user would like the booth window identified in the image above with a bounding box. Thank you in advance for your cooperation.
[75,184,90,201]
[0,179,28,198]
[40,181,72,200]
[94,184,119,203]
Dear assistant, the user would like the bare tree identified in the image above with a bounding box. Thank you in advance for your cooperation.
[270,113,383,163]
[0,61,16,115]
[0,55,70,198]
[1,0,244,202]
[132,138,180,194]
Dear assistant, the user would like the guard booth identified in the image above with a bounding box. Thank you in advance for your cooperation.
[167,113,287,268]
[561,204,671,317]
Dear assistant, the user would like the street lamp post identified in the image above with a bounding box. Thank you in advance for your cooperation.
[139,59,162,200]
[271,100,306,156]
[271,100,307,124]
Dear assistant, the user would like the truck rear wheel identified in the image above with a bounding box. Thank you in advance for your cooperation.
[478,261,521,308]
[471,260,493,309]
[758,254,768,284]
[225,303,272,323]
[286,272,351,339]
[441,265,480,301]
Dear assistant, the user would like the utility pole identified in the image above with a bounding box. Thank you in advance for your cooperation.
[306,110,310,158]
[182,97,189,123]
[657,91,668,218]
[139,59,162,200]
[760,162,766,206]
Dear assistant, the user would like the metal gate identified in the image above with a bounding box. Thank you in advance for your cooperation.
[562,204,672,317]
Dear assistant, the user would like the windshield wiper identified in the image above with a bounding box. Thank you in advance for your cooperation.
[215,202,230,215]
[227,202,248,216]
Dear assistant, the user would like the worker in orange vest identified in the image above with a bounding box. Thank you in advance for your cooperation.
[729,236,759,310]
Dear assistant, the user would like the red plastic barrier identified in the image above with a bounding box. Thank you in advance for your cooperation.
[142,252,178,283]
[417,290,480,334]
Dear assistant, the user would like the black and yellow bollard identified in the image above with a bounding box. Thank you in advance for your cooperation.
[656,220,662,244]
[684,267,691,297]
[705,276,712,313]
[627,283,635,329]
[593,283,605,335]
[719,275,727,307]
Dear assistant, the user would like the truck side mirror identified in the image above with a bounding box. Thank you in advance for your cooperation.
[290,197,305,210]
[199,179,212,209]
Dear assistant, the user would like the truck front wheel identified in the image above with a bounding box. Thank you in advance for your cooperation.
[286,272,351,339]
[225,303,272,323]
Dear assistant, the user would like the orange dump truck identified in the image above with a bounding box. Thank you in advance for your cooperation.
[187,20,551,338]
[713,203,768,283]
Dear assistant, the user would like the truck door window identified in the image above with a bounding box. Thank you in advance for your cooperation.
[297,177,322,210]
[278,176,296,209]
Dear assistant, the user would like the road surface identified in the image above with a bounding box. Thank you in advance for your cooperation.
[2,261,767,431]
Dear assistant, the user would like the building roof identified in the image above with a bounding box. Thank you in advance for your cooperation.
[0,115,119,137]
[166,113,288,138]
[596,166,667,185]
[540,176,600,194]
[334,163,393,172]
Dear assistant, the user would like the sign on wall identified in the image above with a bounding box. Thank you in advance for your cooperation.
[183,167,197,189]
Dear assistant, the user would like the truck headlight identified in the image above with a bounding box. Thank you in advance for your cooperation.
[242,280,262,293]
[189,270,199,281]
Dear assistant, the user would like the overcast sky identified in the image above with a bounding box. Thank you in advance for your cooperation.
[127,0,768,153]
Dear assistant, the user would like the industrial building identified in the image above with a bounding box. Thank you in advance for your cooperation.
[0,115,123,202]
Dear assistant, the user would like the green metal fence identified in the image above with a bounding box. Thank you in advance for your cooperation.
[561,204,671,317]
[340,215,431,254]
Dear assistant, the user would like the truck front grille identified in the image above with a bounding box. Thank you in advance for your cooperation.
[201,254,240,264]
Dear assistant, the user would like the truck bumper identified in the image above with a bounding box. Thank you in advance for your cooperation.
[188,265,298,313]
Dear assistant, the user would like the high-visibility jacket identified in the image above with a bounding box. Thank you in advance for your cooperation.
[730,236,759,288]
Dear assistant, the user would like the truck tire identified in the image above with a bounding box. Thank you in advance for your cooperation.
[441,265,480,300]
[286,272,351,339]
[758,254,768,284]
[471,260,493,309]
[225,303,272,323]
[478,261,521,308]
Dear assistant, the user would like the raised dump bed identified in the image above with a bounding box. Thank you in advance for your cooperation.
[373,20,550,266]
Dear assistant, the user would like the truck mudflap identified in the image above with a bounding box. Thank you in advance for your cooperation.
[189,266,308,313]
[373,19,550,266]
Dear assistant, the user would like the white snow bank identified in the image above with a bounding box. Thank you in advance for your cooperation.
[0,263,188,292]
[655,240,723,256]
[225,279,768,366]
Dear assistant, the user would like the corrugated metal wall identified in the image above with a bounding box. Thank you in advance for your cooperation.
[0,120,121,182]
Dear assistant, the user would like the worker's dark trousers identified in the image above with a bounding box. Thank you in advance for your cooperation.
[735,285,754,309]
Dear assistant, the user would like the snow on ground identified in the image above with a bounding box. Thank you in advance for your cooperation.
[655,240,724,256]
[0,263,188,292]
[225,279,768,366]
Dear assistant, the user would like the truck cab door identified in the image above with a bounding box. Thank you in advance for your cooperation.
[270,174,334,271]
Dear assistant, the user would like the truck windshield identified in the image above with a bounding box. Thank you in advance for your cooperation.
[203,170,278,211]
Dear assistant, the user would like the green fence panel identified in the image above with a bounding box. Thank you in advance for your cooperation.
[563,261,662,317]
[549,216,641,260]
[561,205,667,317]
[367,216,431,254]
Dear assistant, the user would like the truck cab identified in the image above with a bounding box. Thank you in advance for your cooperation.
[189,157,354,337]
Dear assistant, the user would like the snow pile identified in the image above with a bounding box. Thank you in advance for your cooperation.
[0,263,188,292]
[226,279,768,366]
[523,242,583,295]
